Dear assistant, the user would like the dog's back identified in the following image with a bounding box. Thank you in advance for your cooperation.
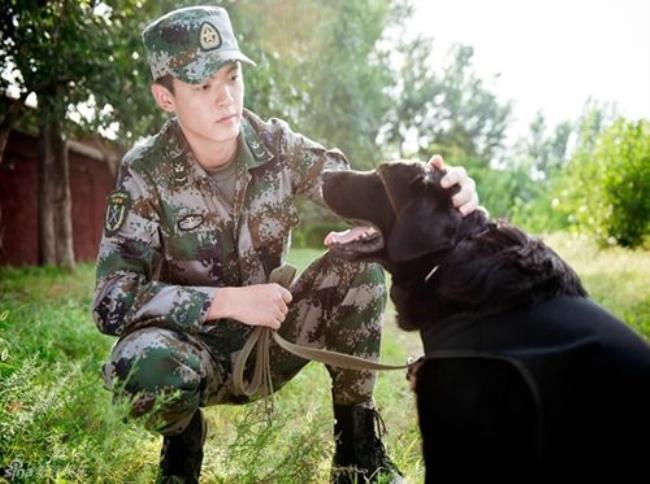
[416,295,650,481]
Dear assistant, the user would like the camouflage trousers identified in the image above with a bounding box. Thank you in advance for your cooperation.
[102,251,386,436]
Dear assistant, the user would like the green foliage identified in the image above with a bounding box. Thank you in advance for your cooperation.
[561,117,650,248]
[233,0,398,169]
[626,300,650,341]
[449,156,533,219]
[422,44,512,165]
[384,42,512,166]
[510,185,572,235]
[381,35,437,157]
[0,0,159,139]
[440,152,572,235]
[0,264,154,482]
[487,104,623,236]
[514,111,572,176]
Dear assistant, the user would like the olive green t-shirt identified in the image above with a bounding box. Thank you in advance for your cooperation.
[206,153,237,213]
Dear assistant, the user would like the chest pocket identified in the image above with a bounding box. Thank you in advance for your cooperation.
[165,228,221,261]
[162,227,226,285]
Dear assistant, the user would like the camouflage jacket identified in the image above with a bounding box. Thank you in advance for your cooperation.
[91,109,350,337]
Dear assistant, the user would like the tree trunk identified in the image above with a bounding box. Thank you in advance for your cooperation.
[51,114,75,271]
[38,98,75,271]
[38,114,56,266]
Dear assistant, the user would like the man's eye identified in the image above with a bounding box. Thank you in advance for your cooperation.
[231,74,239,81]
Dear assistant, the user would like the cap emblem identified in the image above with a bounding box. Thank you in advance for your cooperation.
[199,22,222,51]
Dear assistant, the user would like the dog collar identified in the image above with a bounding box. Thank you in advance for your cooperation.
[424,265,439,283]
[420,223,494,284]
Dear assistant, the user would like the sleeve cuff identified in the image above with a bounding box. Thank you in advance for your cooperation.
[195,286,220,329]
[167,285,220,333]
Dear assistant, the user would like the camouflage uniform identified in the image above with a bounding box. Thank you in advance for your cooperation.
[93,110,387,436]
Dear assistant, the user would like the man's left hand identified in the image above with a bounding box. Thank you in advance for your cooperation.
[429,154,479,217]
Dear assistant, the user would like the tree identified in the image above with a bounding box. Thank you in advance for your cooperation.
[0,1,163,269]
[515,111,571,179]
[381,34,437,158]
[235,0,398,170]
[384,41,512,166]
[228,0,406,227]
[562,117,650,248]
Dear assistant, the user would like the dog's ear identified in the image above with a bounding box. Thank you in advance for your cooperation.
[387,197,461,262]
[377,161,441,213]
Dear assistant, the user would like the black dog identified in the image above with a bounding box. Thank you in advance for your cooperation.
[321,161,650,481]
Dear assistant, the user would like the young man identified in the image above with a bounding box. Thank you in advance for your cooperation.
[92,6,479,483]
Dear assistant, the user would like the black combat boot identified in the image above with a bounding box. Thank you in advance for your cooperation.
[331,403,405,483]
[157,409,207,484]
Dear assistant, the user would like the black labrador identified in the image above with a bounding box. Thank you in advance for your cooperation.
[321,160,650,482]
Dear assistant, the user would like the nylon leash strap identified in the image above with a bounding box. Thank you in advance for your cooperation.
[232,264,414,401]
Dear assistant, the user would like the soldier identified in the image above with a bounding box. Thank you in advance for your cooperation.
[92,5,480,484]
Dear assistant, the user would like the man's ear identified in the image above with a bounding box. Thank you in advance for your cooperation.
[151,83,176,113]
[387,197,461,262]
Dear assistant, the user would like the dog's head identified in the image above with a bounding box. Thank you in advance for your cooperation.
[322,160,465,270]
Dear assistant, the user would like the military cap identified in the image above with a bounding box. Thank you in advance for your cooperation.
[142,6,255,84]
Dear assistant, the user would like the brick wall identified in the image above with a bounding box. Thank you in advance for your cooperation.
[0,130,117,266]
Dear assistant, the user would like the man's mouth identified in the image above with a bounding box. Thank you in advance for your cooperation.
[216,113,238,123]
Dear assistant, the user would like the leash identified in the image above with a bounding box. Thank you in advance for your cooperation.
[232,264,413,399]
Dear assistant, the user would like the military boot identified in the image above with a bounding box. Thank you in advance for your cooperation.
[157,409,207,484]
[331,404,405,484]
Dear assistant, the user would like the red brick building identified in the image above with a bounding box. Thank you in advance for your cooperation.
[0,129,120,266]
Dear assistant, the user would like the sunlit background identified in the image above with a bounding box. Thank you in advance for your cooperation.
[410,0,650,143]
[0,2,648,481]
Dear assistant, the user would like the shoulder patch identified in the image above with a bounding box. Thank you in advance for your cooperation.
[104,190,131,236]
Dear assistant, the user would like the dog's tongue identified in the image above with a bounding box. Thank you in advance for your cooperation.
[324,226,377,246]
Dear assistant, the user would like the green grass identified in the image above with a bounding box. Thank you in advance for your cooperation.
[0,234,648,482]
[541,232,650,338]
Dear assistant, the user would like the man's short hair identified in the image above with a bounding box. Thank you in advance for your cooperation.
[154,74,175,95]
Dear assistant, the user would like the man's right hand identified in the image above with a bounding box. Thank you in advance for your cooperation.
[207,284,293,329]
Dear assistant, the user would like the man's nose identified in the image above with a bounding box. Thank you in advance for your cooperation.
[214,83,234,107]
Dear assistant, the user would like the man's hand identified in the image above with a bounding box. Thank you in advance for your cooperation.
[429,154,479,217]
[207,284,293,329]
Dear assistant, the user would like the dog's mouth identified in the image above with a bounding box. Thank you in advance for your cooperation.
[323,222,385,259]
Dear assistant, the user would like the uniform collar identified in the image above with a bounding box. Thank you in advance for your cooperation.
[167,113,273,185]
[240,111,274,168]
